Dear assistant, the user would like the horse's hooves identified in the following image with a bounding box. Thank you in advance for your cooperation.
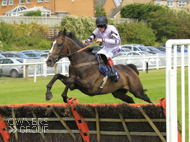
[46,92,53,101]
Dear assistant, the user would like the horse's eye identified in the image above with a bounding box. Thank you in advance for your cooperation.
[57,44,62,48]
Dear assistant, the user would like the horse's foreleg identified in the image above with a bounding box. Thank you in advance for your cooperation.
[61,78,76,103]
[46,73,69,101]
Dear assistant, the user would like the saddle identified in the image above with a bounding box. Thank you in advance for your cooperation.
[96,54,120,81]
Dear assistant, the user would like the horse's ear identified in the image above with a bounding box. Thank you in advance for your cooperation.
[54,32,57,38]
[63,29,67,37]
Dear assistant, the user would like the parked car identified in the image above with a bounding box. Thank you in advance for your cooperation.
[21,50,36,53]
[174,45,188,53]
[156,46,174,53]
[113,48,131,57]
[125,51,162,67]
[146,46,165,54]
[40,53,48,59]
[121,44,150,52]
[0,58,24,78]
[23,52,43,59]
[0,54,5,58]
[158,44,165,47]
[41,50,50,53]
[2,52,30,59]
[0,58,38,78]
[156,46,166,52]
[0,50,4,54]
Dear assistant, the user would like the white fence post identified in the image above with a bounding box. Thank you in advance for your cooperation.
[62,58,66,75]
[23,59,26,78]
[34,65,37,82]
[156,54,159,70]
[142,54,146,71]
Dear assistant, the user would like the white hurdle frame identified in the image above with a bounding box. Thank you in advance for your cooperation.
[166,39,190,142]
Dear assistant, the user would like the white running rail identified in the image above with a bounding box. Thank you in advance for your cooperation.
[166,39,190,142]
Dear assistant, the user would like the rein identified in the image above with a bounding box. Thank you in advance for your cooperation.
[61,39,97,58]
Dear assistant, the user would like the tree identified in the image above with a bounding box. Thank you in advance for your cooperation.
[120,3,163,21]
[147,8,178,41]
[95,5,106,17]
[175,10,190,39]
[117,22,156,45]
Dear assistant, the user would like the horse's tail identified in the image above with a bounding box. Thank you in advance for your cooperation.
[126,64,139,75]
[143,89,148,92]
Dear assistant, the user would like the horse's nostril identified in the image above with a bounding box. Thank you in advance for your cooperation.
[46,59,51,64]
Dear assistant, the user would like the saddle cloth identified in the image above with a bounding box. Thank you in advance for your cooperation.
[96,54,120,81]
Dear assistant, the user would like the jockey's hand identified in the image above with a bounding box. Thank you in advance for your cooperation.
[82,40,88,45]
[96,38,103,44]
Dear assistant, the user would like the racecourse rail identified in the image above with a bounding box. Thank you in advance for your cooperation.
[0,53,189,82]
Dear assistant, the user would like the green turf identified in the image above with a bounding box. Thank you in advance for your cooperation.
[0,68,188,141]
[0,69,167,105]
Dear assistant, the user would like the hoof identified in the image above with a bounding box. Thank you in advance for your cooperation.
[46,92,53,101]
[63,98,67,103]
[62,96,68,103]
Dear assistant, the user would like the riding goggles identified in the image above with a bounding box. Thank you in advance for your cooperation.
[97,24,106,28]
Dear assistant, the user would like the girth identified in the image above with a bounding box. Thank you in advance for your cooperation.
[69,61,98,68]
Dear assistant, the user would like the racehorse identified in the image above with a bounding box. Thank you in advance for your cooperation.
[45,29,152,104]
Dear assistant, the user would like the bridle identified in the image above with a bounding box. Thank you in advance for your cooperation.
[49,37,66,60]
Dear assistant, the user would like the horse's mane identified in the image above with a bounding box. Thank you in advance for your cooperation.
[57,30,94,53]
[57,31,85,48]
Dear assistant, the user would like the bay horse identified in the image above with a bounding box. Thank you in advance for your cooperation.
[45,29,152,103]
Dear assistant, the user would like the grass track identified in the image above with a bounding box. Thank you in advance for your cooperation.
[0,69,166,105]
[0,68,189,141]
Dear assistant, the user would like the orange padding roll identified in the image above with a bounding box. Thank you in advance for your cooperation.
[67,97,90,142]
[0,114,10,142]
[0,102,161,108]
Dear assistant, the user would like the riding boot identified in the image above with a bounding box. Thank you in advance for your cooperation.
[109,65,118,83]
[107,58,118,83]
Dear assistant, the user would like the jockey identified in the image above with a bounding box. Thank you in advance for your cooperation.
[82,15,121,82]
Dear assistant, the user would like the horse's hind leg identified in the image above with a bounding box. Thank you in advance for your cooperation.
[112,89,135,103]
[131,90,152,103]
[46,73,69,101]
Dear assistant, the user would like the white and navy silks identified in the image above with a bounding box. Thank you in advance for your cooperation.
[86,25,121,58]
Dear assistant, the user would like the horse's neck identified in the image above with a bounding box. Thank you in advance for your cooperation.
[67,38,96,65]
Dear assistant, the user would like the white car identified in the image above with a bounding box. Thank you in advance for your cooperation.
[125,51,161,67]
[0,58,38,78]
[121,44,150,52]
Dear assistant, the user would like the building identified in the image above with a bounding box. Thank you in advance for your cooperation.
[95,0,121,18]
[0,0,95,17]
[121,0,190,9]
